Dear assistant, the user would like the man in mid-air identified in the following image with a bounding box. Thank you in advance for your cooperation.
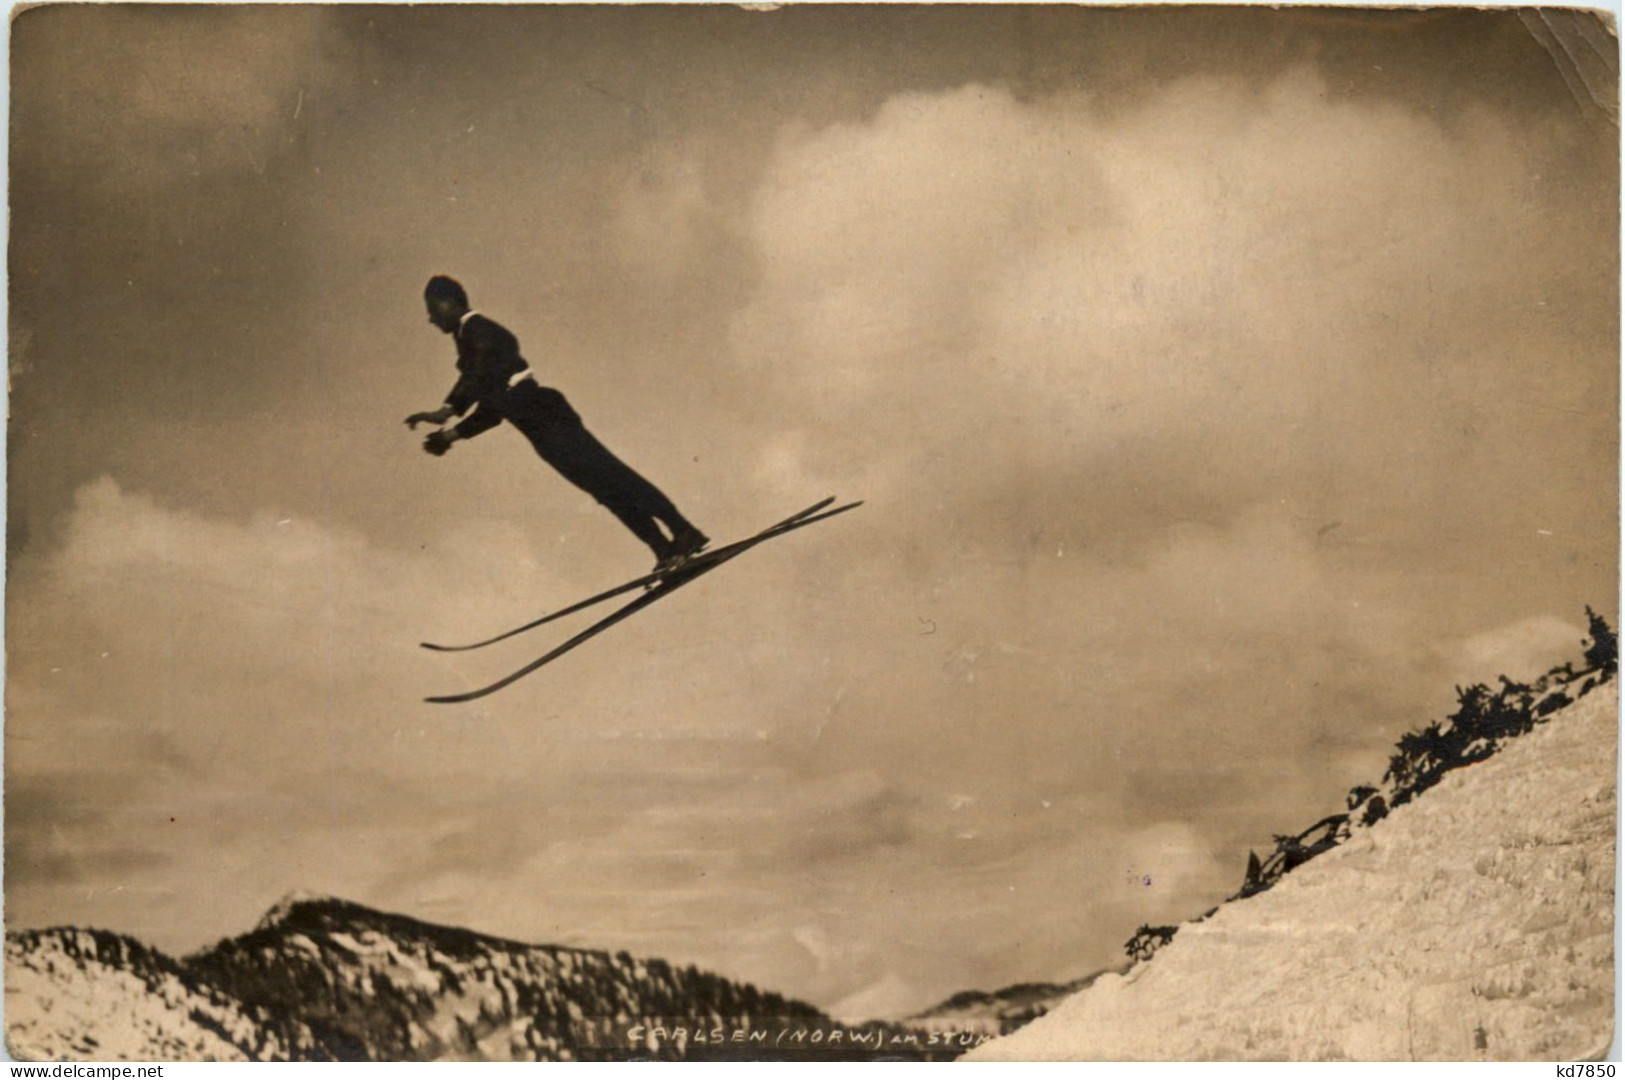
[406,275,709,574]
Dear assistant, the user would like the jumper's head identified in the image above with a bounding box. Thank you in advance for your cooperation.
[424,275,470,334]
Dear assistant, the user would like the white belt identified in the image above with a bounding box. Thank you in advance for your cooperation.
[508,368,535,388]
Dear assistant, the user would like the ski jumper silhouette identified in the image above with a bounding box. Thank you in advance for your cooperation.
[407,276,709,572]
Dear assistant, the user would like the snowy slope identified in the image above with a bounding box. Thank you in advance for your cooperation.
[5,929,311,1061]
[971,689,1616,1061]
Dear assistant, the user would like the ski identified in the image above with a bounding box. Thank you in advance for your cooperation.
[421,497,838,653]
[424,499,862,703]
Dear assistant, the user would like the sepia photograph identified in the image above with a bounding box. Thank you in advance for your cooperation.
[3,2,1618,1062]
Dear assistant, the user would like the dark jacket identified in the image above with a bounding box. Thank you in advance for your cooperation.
[445,314,578,440]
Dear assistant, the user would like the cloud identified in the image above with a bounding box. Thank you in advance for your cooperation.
[12,6,356,195]
[12,476,732,788]
[612,145,726,293]
[697,74,1614,920]
[727,75,1610,539]
[9,478,946,973]
[4,476,611,946]
[1451,615,1588,685]
[6,779,173,888]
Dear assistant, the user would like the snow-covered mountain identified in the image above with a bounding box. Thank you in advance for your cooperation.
[6,928,316,1061]
[971,687,1617,1061]
[7,896,943,1061]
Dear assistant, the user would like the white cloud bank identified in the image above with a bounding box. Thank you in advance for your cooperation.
[728,75,1609,541]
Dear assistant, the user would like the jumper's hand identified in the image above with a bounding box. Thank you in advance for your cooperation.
[406,408,452,430]
[422,430,456,457]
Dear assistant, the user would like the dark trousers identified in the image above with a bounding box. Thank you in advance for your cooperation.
[504,382,700,558]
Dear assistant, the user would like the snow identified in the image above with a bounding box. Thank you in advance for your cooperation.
[254,890,338,931]
[283,934,321,956]
[324,931,373,956]
[5,932,286,1061]
[971,689,1616,1061]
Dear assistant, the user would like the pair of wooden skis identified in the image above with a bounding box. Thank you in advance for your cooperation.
[422,497,861,703]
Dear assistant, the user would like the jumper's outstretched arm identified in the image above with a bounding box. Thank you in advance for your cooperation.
[404,405,458,430]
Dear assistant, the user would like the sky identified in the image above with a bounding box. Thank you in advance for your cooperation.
[5,5,1618,1019]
